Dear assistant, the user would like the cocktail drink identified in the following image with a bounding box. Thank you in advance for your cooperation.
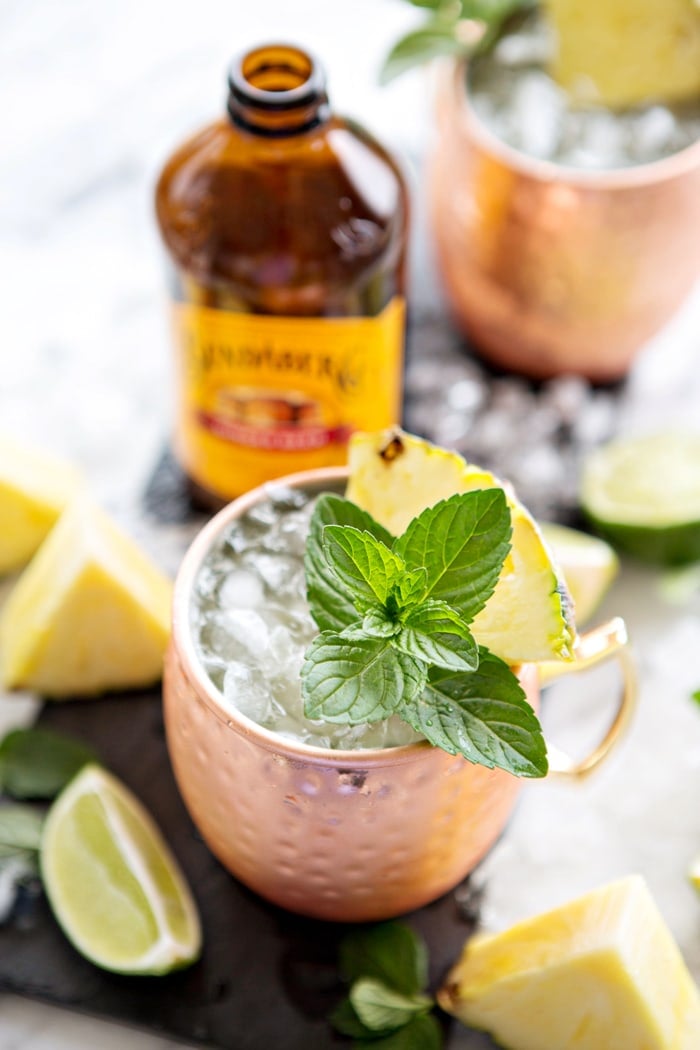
[427,8,700,379]
[164,431,635,921]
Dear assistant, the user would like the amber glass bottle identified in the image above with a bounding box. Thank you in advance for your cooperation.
[155,44,409,503]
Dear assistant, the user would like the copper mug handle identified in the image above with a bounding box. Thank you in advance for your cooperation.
[538,617,637,780]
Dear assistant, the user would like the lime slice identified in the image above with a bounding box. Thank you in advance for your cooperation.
[41,764,201,975]
[347,429,575,665]
[0,498,171,697]
[540,522,619,625]
[581,431,700,565]
[438,875,700,1049]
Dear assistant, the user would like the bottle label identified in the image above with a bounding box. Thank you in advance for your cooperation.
[172,297,405,499]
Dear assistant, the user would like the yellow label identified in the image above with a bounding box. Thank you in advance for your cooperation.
[172,298,405,499]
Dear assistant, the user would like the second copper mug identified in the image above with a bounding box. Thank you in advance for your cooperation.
[164,468,636,922]
[429,60,700,381]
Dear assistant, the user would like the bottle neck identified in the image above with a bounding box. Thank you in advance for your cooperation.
[227,44,330,137]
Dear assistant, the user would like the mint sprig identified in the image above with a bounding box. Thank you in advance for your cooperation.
[331,923,443,1049]
[302,491,548,778]
[381,0,537,84]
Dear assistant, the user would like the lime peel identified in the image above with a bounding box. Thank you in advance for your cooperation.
[41,764,201,975]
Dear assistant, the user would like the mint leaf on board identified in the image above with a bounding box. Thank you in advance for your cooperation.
[0,805,44,857]
[393,490,511,625]
[322,526,404,608]
[329,997,379,1039]
[305,495,394,632]
[339,922,428,997]
[302,635,426,724]
[403,649,548,777]
[396,600,478,672]
[0,727,98,800]
[359,1013,443,1050]
[350,978,432,1032]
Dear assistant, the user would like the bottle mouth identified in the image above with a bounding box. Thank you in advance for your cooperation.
[228,44,327,113]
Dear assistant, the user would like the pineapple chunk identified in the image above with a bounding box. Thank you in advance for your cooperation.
[346,429,575,664]
[0,499,171,697]
[438,875,700,1050]
[0,434,83,575]
[544,0,700,108]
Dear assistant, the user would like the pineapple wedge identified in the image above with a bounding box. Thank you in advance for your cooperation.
[438,875,700,1050]
[346,429,575,664]
[544,0,700,108]
[0,434,83,575]
[0,499,171,698]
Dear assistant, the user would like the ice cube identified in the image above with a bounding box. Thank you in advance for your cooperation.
[219,608,271,660]
[223,662,273,723]
[251,551,304,596]
[218,568,265,610]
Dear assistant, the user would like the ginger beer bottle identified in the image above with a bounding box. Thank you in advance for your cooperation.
[155,44,408,503]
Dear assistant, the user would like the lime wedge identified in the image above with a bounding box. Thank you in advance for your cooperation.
[347,429,575,665]
[540,522,619,625]
[581,431,700,565]
[41,764,201,975]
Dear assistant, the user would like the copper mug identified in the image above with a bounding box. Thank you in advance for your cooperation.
[429,61,700,381]
[163,467,636,922]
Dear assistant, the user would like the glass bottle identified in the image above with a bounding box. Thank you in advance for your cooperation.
[155,44,409,504]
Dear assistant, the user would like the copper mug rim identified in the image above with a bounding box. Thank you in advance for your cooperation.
[444,58,700,189]
[173,465,635,777]
[173,465,445,769]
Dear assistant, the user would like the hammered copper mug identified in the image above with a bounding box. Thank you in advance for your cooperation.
[429,61,700,381]
[163,467,636,922]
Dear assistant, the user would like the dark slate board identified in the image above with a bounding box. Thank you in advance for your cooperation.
[0,690,497,1050]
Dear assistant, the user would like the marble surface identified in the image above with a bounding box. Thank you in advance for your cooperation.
[3,0,700,1047]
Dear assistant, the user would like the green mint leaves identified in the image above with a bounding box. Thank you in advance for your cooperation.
[302,491,548,777]
[331,923,442,1049]
[381,0,537,84]
[0,727,97,800]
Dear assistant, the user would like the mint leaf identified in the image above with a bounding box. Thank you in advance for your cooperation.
[403,649,548,777]
[396,600,478,672]
[350,978,432,1032]
[393,490,511,625]
[306,495,393,632]
[361,606,402,639]
[0,727,98,800]
[692,689,700,706]
[0,805,44,857]
[362,1014,443,1050]
[323,526,404,608]
[302,634,426,723]
[392,567,428,610]
[329,998,378,1039]
[381,23,474,84]
[340,922,428,996]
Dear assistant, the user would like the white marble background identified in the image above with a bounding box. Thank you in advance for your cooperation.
[2,0,700,1046]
